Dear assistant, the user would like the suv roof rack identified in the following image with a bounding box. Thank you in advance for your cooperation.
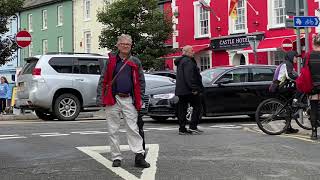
[46,52,103,56]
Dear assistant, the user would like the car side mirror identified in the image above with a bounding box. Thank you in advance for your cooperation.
[217,78,232,86]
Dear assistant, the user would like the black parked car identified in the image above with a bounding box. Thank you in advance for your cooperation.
[142,74,177,121]
[142,65,277,121]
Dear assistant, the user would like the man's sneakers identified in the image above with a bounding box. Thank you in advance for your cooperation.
[284,127,299,134]
[135,153,150,168]
[179,129,192,135]
[179,128,204,135]
[189,128,204,134]
[112,159,121,167]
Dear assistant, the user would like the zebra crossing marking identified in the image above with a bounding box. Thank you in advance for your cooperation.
[0,134,27,140]
[31,132,70,137]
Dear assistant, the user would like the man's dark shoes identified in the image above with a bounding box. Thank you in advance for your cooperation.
[179,129,192,135]
[311,131,318,140]
[285,128,299,134]
[189,128,204,134]
[112,159,121,167]
[135,153,150,168]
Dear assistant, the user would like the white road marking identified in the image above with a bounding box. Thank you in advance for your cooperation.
[32,132,70,137]
[0,134,20,137]
[76,144,159,180]
[146,127,178,131]
[71,131,108,135]
[210,125,242,129]
[0,134,27,140]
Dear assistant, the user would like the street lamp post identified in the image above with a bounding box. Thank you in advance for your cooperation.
[247,35,260,64]
[12,14,19,67]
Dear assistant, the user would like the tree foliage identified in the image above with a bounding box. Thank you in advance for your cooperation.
[97,0,173,70]
[0,0,24,65]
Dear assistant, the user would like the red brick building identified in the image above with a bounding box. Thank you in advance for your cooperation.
[162,0,320,71]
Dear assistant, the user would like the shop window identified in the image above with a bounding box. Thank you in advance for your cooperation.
[200,54,211,71]
[271,51,285,65]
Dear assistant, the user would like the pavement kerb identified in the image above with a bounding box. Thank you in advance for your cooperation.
[0,112,95,121]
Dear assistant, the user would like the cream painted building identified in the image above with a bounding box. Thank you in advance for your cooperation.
[73,0,111,55]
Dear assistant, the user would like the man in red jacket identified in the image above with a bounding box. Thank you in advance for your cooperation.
[96,34,149,168]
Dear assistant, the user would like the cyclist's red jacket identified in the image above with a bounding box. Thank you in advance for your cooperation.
[96,53,145,111]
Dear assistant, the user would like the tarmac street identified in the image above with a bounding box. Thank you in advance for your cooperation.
[0,116,320,180]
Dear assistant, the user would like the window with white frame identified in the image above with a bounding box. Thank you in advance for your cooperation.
[268,0,285,28]
[28,42,33,57]
[42,10,48,29]
[42,40,48,54]
[199,8,209,36]
[84,0,91,20]
[271,51,285,65]
[273,0,285,25]
[234,0,246,31]
[58,37,63,53]
[200,54,211,71]
[193,0,210,38]
[28,14,32,32]
[57,5,63,26]
[84,31,91,53]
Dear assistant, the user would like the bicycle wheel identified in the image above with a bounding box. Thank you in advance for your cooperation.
[255,98,290,135]
[294,106,312,130]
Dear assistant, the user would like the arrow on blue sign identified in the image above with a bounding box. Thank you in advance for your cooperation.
[293,16,320,27]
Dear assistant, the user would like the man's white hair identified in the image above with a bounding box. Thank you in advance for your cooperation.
[182,45,192,55]
[117,34,133,45]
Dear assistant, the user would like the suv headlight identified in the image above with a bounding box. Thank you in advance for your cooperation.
[153,93,175,99]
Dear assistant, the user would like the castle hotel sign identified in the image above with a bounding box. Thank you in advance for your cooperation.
[211,33,264,51]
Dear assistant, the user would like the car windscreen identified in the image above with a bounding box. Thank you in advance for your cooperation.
[201,68,227,83]
[21,58,39,75]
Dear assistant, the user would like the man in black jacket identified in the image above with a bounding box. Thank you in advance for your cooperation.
[175,45,204,135]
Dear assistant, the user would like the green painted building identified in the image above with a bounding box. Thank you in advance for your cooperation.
[20,0,73,65]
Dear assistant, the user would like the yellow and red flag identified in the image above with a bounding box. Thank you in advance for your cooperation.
[229,0,239,20]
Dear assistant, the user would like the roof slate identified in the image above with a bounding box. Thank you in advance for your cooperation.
[22,0,64,10]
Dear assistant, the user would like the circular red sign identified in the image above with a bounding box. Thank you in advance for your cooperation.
[282,39,293,52]
[15,30,32,48]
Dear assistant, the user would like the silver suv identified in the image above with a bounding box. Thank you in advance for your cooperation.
[16,53,107,121]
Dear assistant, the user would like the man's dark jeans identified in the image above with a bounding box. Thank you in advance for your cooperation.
[310,100,319,138]
[177,94,201,131]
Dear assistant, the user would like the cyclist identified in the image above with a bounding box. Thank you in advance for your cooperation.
[271,50,300,134]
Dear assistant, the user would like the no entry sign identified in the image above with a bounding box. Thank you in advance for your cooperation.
[15,30,32,48]
[282,39,293,52]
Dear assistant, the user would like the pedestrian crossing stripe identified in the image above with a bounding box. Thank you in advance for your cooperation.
[31,132,70,137]
[71,131,109,135]
[0,134,27,140]
[210,125,242,129]
[76,144,159,180]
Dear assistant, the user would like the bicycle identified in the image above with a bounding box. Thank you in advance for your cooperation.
[255,93,312,135]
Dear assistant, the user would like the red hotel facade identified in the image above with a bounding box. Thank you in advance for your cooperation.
[160,0,320,71]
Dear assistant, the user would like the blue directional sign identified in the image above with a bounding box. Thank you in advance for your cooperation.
[293,16,320,27]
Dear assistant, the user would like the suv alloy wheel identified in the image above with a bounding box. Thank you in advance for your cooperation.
[53,93,81,121]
